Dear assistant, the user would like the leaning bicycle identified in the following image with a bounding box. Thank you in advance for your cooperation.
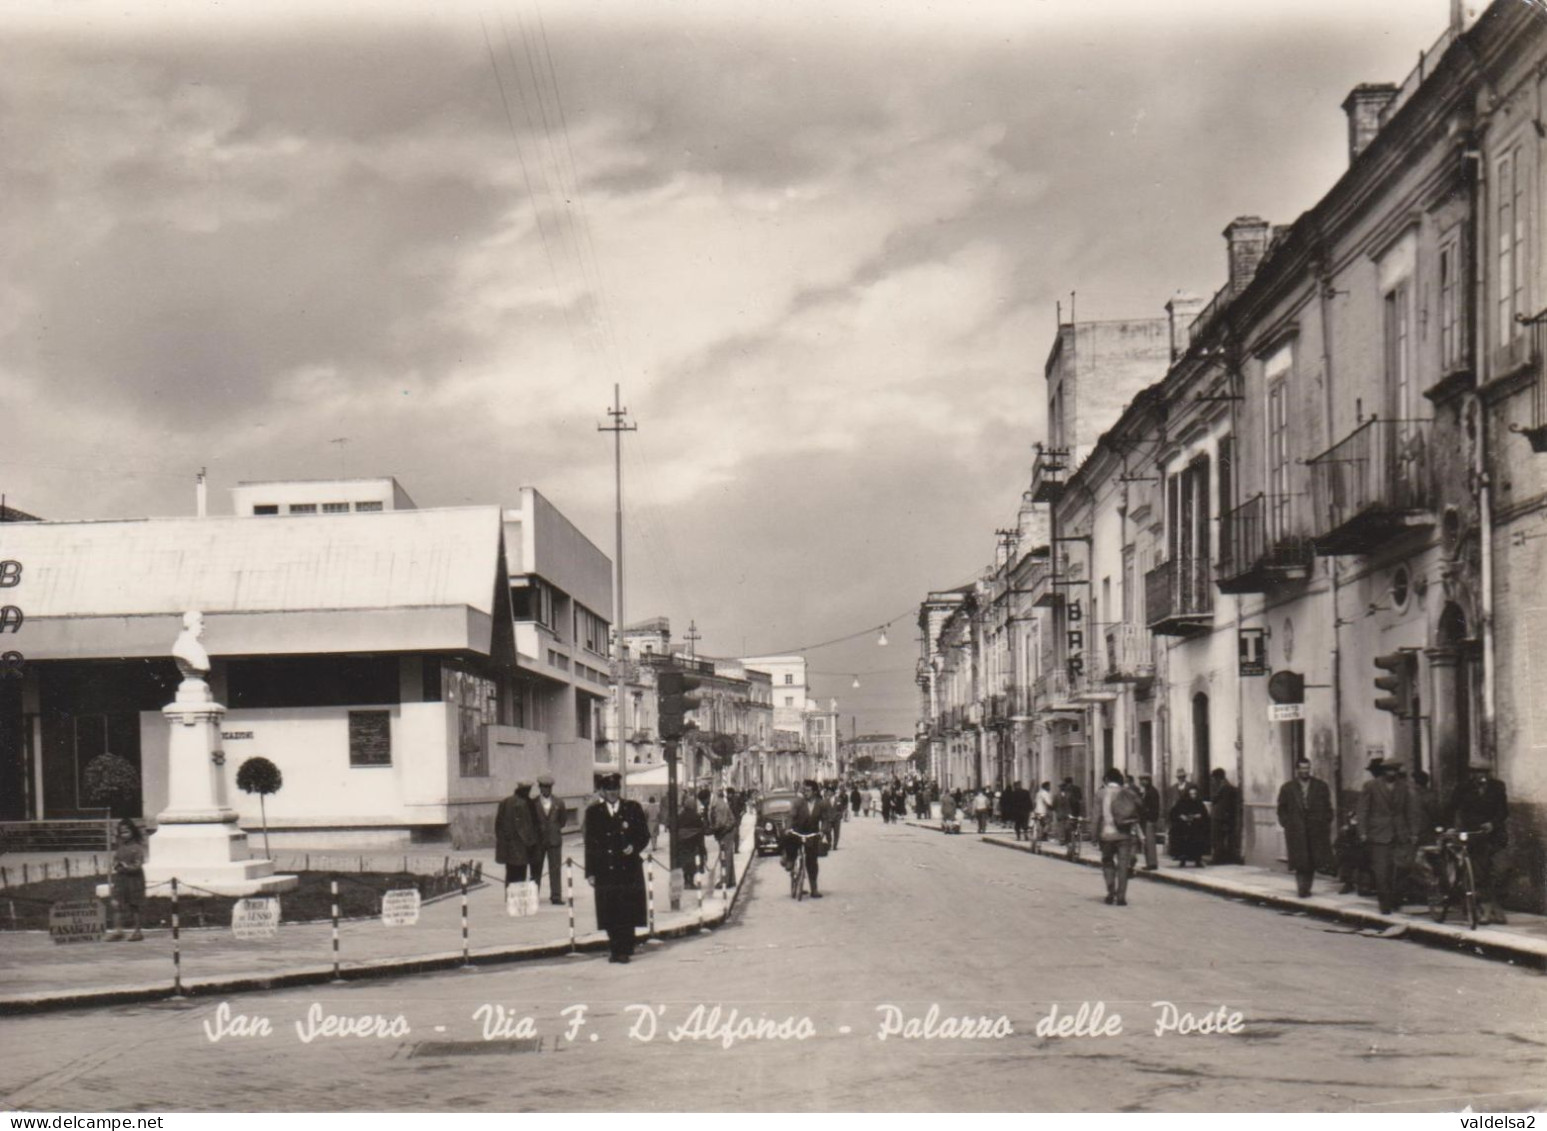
[785,830,821,901]
[1065,817,1086,863]
[1028,813,1049,855]
[1425,828,1480,930]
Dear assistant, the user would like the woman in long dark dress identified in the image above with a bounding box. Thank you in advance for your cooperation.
[1168,784,1210,867]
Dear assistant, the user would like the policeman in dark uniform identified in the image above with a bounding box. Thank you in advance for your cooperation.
[584,773,650,963]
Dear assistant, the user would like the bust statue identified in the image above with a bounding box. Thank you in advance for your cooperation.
[173,611,211,678]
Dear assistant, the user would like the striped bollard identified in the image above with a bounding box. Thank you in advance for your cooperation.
[645,855,660,944]
[564,857,578,956]
[330,880,343,983]
[696,862,706,933]
[170,878,184,999]
[460,875,471,969]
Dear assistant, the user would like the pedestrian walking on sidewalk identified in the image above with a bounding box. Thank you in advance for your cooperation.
[1097,768,1141,906]
[584,773,650,964]
[822,785,842,851]
[972,788,991,834]
[710,787,738,888]
[495,780,540,885]
[1356,758,1414,915]
[1276,757,1334,898]
[1008,781,1032,841]
[530,773,569,905]
[644,795,662,854]
[677,792,707,889]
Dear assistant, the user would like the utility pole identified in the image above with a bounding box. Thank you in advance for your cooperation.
[684,620,701,659]
[598,385,637,792]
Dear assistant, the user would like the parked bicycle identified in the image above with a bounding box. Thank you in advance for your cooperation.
[1065,817,1086,863]
[1028,813,1050,855]
[1425,827,1481,930]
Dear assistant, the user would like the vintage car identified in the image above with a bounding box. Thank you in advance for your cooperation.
[754,790,803,856]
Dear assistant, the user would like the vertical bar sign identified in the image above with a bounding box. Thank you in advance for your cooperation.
[0,552,22,680]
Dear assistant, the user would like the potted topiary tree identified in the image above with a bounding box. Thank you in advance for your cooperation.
[82,753,140,820]
[236,756,283,859]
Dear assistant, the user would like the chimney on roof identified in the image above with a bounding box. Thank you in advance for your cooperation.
[1223,217,1271,297]
[1451,0,1483,33]
[1165,291,1205,361]
[1342,83,1399,163]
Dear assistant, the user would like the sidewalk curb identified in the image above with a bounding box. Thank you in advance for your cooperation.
[0,829,756,1017]
[973,831,1546,972]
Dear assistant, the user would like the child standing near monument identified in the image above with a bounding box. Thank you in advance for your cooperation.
[108,819,146,941]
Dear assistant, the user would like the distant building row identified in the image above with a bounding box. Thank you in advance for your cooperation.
[917,0,1547,911]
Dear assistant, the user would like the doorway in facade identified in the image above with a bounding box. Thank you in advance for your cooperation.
[1191,692,1211,782]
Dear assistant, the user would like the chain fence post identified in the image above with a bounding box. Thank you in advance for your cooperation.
[330,879,343,983]
[170,878,184,999]
[645,854,661,945]
[460,874,471,969]
[565,857,578,956]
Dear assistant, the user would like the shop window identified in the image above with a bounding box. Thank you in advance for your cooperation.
[227,655,400,709]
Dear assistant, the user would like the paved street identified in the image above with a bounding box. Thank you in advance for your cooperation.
[2,816,1544,1113]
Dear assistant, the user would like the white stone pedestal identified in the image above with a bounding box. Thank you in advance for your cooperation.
[143,676,296,897]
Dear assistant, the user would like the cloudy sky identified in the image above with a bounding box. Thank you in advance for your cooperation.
[1,0,1450,735]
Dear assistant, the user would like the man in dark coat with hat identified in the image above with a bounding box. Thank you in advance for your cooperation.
[529,773,569,906]
[1276,756,1335,897]
[584,773,651,963]
[1356,758,1413,915]
[495,780,540,885]
[1208,768,1240,864]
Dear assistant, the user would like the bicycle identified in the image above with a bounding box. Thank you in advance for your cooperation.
[1424,828,1481,930]
[1065,817,1086,863]
[1028,813,1050,855]
[785,830,821,901]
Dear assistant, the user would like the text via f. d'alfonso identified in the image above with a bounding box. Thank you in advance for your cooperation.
[199,999,1245,1049]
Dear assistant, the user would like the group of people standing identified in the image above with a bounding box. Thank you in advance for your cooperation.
[666,786,745,891]
[1300,756,1510,923]
[493,774,570,905]
[1165,768,1240,868]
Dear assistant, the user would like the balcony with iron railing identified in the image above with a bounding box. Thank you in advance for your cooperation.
[1034,668,1079,712]
[1146,557,1214,637]
[1509,309,1547,453]
[1216,493,1313,593]
[1103,622,1155,684]
[1306,416,1434,555]
[1072,649,1115,702]
[1029,446,1070,503]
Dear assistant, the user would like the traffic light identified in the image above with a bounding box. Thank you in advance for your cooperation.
[658,668,703,740]
[1373,651,1415,718]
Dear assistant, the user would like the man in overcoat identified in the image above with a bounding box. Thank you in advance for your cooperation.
[529,773,569,905]
[584,773,651,963]
[1276,756,1335,897]
[1138,775,1162,871]
[1356,758,1413,915]
[494,780,539,885]
[1208,768,1240,864]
